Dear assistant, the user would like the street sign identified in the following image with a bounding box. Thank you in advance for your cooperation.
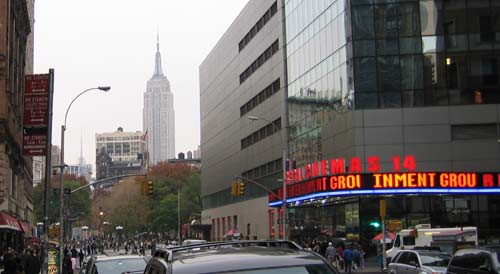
[23,74,50,126]
[23,73,52,156]
[22,127,48,156]
[53,188,71,195]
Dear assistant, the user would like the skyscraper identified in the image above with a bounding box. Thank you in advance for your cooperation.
[143,35,175,165]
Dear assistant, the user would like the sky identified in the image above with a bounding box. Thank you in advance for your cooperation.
[35,0,249,169]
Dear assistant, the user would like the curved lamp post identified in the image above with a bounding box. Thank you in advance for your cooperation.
[58,86,110,274]
[248,116,287,240]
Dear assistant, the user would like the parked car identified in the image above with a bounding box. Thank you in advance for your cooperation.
[84,255,148,274]
[388,249,451,274]
[144,240,340,274]
[447,246,500,274]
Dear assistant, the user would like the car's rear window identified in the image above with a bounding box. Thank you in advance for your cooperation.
[96,258,146,274]
[217,264,335,274]
[420,253,451,267]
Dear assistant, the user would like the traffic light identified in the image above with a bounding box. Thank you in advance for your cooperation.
[238,181,245,196]
[99,206,104,217]
[231,181,239,196]
[369,221,381,229]
[147,181,153,196]
[230,179,245,196]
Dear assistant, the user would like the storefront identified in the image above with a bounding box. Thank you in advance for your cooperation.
[268,156,500,246]
[0,212,24,251]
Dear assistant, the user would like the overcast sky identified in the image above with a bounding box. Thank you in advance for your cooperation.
[35,0,248,169]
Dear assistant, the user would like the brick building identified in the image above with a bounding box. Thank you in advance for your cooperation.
[0,0,34,251]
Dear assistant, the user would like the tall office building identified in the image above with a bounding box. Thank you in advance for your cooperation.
[202,0,500,243]
[143,36,175,165]
[200,0,286,240]
[281,0,500,243]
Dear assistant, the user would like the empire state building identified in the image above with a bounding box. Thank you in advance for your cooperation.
[143,36,175,164]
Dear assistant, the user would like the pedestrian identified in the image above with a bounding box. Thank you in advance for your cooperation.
[324,242,337,268]
[23,249,41,274]
[62,251,73,274]
[3,249,17,274]
[337,245,344,270]
[71,246,78,258]
[359,247,365,270]
[343,244,354,274]
[78,249,84,268]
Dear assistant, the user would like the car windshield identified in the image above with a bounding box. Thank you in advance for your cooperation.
[420,254,450,267]
[217,265,335,274]
[95,258,146,274]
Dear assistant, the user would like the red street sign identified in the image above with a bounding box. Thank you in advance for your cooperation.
[23,74,50,127]
[22,127,47,156]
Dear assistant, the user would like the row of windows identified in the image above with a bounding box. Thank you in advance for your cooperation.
[241,118,282,149]
[351,2,500,41]
[242,157,283,180]
[96,136,143,141]
[240,78,281,116]
[240,40,280,84]
[239,1,278,52]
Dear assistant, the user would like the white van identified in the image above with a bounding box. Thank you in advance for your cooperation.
[386,224,478,260]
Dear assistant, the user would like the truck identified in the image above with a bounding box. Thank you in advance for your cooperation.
[386,224,478,259]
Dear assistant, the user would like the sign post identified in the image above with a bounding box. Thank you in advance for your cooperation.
[23,70,54,274]
[380,199,387,271]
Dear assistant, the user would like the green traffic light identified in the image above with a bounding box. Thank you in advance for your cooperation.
[369,221,381,228]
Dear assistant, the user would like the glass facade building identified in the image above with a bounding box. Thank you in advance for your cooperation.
[283,0,500,244]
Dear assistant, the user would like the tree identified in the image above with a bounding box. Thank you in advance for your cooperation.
[33,174,92,225]
[90,177,150,237]
[146,162,202,234]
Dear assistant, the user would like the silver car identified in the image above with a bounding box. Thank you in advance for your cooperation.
[389,250,451,274]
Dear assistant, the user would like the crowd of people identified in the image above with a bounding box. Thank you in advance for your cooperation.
[0,246,42,274]
[299,239,366,273]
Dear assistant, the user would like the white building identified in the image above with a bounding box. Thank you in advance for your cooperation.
[95,127,146,162]
[143,35,175,165]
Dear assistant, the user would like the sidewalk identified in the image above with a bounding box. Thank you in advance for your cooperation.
[332,256,384,274]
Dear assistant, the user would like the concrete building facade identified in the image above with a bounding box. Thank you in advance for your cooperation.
[143,36,175,165]
[95,127,146,181]
[200,0,286,240]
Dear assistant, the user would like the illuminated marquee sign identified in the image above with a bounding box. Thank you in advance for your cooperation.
[269,172,500,207]
[285,155,417,185]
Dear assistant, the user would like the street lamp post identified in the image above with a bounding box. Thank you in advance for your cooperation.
[59,86,110,274]
[248,116,287,240]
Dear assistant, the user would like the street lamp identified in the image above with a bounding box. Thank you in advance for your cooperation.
[59,86,110,274]
[248,116,288,240]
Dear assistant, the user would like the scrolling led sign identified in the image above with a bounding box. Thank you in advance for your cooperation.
[269,155,500,207]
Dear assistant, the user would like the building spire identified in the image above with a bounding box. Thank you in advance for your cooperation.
[154,32,164,77]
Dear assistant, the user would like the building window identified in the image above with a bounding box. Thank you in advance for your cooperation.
[238,2,278,52]
[239,40,279,84]
[240,79,280,116]
[241,118,281,149]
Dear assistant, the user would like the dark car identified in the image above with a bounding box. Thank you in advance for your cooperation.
[85,255,148,274]
[388,249,451,274]
[447,246,500,274]
[144,240,339,274]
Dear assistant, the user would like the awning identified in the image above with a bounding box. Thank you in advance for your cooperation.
[0,212,22,231]
[18,221,33,237]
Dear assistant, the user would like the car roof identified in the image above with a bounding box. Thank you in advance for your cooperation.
[95,255,147,262]
[151,241,333,274]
